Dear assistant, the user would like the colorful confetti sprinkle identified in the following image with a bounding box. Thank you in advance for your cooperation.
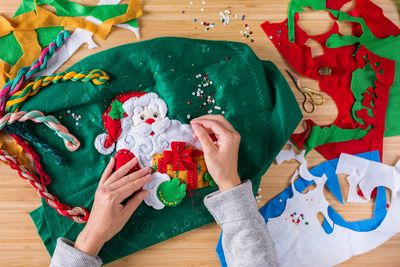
[240,23,254,42]
[199,21,215,31]
[189,72,227,116]
[220,9,232,25]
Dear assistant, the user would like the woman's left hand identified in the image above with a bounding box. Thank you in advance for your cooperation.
[74,157,151,257]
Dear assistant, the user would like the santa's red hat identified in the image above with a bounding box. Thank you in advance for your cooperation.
[94,91,168,155]
[104,91,147,148]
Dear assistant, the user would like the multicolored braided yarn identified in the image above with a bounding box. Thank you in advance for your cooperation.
[0,148,89,223]
[0,111,80,151]
[0,30,70,113]
[6,69,110,113]
[6,123,63,166]
[11,134,52,186]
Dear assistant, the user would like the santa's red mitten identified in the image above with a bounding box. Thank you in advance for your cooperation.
[114,149,140,173]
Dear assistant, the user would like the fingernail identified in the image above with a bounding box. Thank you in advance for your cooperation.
[147,167,152,173]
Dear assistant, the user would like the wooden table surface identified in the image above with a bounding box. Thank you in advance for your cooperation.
[0,0,399,266]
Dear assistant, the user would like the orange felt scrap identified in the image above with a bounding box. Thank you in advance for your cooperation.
[0,131,28,166]
[0,0,142,82]
[6,30,42,80]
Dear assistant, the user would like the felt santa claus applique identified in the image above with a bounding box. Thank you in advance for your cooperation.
[95,91,213,209]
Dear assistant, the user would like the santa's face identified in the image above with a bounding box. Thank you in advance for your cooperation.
[131,106,162,127]
[121,93,171,138]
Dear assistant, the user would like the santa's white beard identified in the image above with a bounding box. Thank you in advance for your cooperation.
[116,117,202,167]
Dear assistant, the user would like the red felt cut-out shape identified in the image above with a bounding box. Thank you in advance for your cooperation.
[114,149,140,174]
[261,0,397,160]
[103,91,147,148]
[158,141,199,191]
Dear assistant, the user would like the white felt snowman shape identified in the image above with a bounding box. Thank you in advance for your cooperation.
[94,91,201,209]
[269,144,400,267]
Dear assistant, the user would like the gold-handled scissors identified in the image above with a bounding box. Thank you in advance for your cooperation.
[285,70,325,113]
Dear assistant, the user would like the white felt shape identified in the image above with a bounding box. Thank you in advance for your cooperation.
[143,172,170,210]
[275,141,320,181]
[123,93,168,119]
[34,0,139,78]
[117,93,201,168]
[345,169,369,204]
[95,93,201,210]
[94,133,115,155]
[336,154,398,201]
[268,153,400,267]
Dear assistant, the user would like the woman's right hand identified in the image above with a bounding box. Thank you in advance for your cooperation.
[190,115,241,192]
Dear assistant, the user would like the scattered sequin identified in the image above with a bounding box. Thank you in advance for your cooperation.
[241,24,254,42]
[220,9,232,25]
[189,72,227,116]
[287,211,308,225]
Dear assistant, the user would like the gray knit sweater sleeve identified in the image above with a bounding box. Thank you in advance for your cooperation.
[204,180,279,267]
[49,238,102,267]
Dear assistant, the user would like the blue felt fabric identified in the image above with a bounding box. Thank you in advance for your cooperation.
[216,151,385,266]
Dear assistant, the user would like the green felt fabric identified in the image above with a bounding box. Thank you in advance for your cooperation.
[326,11,400,137]
[288,0,326,42]
[351,59,376,124]
[22,37,302,264]
[0,0,138,66]
[303,125,370,154]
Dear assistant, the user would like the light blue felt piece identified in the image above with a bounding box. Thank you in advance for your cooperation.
[216,151,384,266]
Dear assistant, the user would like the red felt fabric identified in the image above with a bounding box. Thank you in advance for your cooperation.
[261,0,397,160]
[103,91,147,148]
[158,142,199,191]
[114,149,140,174]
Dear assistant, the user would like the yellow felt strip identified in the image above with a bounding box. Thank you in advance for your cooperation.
[0,0,142,40]
[0,62,7,87]
[8,30,43,80]
[0,0,142,82]
[0,131,28,166]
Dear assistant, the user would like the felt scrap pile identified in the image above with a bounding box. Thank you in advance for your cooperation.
[0,0,302,260]
[216,0,400,265]
[0,0,142,222]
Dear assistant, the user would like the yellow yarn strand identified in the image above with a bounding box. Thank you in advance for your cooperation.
[6,70,109,112]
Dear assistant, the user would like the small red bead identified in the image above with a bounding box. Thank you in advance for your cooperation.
[225,56,230,60]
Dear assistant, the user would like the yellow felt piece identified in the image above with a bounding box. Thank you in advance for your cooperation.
[0,62,7,87]
[0,0,142,82]
[0,1,142,40]
[0,131,28,166]
[152,148,210,189]
[7,30,43,80]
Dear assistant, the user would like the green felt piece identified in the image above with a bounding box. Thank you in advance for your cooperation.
[325,10,400,137]
[288,0,327,42]
[304,125,370,154]
[351,60,377,124]
[21,37,302,264]
[204,172,217,187]
[108,99,125,120]
[0,0,138,66]
[157,178,187,207]
[0,27,63,66]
